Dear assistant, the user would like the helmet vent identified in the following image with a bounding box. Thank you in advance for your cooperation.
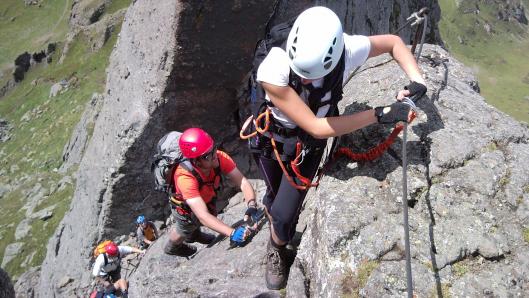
[327,47,333,55]
[323,61,332,70]
[332,37,337,45]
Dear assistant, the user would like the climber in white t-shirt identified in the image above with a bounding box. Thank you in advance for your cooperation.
[252,6,427,290]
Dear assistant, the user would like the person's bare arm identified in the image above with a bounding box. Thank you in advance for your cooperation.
[262,82,377,139]
[186,197,234,237]
[226,167,255,205]
[368,34,425,85]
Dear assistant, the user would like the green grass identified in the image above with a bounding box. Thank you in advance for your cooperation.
[0,0,71,69]
[341,260,380,297]
[438,0,529,124]
[523,228,529,244]
[0,0,131,278]
[452,262,468,277]
[429,283,452,298]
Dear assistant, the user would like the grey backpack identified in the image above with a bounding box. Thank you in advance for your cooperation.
[151,131,185,195]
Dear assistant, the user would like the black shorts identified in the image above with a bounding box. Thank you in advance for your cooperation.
[101,267,121,283]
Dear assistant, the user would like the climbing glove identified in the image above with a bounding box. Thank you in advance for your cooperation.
[375,102,412,124]
[230,226,247,247]
[404,81,427,100]
[244,200,259,223]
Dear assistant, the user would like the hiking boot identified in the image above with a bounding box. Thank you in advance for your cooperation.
[164,240,197,257]
[186,229,216,245]
[265,240,288,290]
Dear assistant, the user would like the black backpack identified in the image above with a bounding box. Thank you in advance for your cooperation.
[151,131,221,199]
[243,19,346,151]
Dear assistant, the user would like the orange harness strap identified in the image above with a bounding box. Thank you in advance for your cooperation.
[240,109,270,140]
[240,109,416,190]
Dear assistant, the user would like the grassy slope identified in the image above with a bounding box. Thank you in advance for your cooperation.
[0,0,70,69]
[438,0,529,124]
[437,5,528,295]
[0,0,130,279]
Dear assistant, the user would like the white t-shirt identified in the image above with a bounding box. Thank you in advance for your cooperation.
[92,245,134,277]
[256,34,371,128]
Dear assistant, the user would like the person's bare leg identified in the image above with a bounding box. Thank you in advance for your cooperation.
[113,279,127,291]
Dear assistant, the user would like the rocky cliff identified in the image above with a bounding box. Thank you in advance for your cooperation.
[32,0,529,297]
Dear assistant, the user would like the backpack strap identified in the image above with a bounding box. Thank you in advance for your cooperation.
[179,160,205,189]
[174,159,222,215]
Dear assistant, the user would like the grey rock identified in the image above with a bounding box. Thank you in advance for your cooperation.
[69,0,111,27]
[14,266,40,298]
[0,118,13,142]
[84,9,127,52]
[57,175,73,191]
[57,276,72,288]
[49,83,63,98]
[285,260,308,298]
[31,1,529,297]
[0,183,10,198]
[21,251,37,269]
[294,45,529,296]
[59,93,103,174]
[15,219,32,240]
[128,200,272,297]
[31,206,55,221]
[2,242,24,268]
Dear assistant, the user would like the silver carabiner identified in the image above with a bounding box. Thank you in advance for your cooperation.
[402,97,417,111]
[294,147,308,166]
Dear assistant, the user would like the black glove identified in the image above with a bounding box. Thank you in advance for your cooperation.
[404,81,427,100]
[244,200,259,223]
[374,102,412,124]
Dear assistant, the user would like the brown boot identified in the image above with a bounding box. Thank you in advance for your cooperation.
[164,240,197,257]
[265,240,288,290]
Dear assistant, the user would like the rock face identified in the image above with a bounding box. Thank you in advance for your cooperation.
[291,45,529,297]
[125,44,529,297]
[37,0,275,296]
[34,0,529,297]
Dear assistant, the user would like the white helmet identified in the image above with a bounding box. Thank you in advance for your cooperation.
[286,6,344,80]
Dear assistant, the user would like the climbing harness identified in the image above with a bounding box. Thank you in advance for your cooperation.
[240,7,428,193]
[240,109,323,190]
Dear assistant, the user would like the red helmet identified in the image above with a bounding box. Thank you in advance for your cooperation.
[105,242,119,257]
[179,128,214,159]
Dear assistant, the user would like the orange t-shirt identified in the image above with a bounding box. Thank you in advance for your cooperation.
[174,150,236,204]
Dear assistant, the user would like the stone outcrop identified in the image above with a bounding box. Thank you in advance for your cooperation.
[32,0,529,297]
[59,93,104,174]
[292,45,529,297]
[124,43,529,297]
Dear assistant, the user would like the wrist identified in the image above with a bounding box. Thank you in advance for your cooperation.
[374,106,384,123]
[247,199,257,207]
